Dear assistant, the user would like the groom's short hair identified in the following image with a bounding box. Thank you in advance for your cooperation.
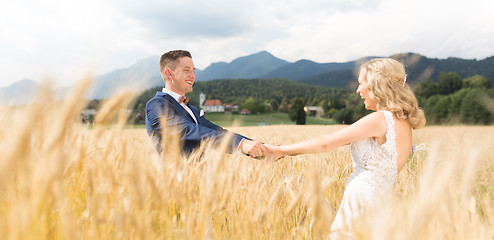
[160,50,192,72]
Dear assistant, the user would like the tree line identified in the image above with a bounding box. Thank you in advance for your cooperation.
[86,74,493,126]
[131,78,366,125]
[414,73,494,124]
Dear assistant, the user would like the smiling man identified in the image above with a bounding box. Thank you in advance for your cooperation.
[145,50,266,157]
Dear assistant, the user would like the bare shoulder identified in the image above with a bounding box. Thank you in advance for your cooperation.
[360,111,387,122]
[349,111,388,139]
[357,111,387,129]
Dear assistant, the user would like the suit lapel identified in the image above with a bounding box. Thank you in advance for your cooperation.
[188,105,202,124]
[163,94,198,123]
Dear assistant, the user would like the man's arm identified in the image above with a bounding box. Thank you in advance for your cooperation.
[146,96,252,153]
[194,109,266,157]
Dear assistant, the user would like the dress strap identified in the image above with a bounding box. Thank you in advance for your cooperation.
[380,110,397,151]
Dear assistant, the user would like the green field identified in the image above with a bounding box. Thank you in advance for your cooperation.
[204,112,337,127]
[131,113,337,128]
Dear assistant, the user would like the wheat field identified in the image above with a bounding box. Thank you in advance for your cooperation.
[0,80,493,239]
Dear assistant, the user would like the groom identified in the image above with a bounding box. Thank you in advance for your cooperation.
[145,50,266,158]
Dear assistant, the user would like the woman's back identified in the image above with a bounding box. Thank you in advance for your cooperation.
[393,114,412,172]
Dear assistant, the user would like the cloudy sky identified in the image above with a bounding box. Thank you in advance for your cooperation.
[1,0,493,88]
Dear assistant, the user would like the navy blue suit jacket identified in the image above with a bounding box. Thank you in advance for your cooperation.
[145,91,249,154]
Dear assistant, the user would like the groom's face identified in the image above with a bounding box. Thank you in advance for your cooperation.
[167,57,196,96]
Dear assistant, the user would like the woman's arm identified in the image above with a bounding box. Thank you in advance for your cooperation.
[265,111,387,163]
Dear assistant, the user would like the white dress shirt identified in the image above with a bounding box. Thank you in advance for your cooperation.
[162,88,198,124]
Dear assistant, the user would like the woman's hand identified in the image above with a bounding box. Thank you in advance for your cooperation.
[263,144,286,164]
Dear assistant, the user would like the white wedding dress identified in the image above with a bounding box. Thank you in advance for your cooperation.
[330,110,398,236]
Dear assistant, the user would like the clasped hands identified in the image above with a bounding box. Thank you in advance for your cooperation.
[239,139,285,163]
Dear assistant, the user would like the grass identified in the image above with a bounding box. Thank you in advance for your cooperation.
[0,78,493,239]
[131,112,337,128]
[203,112,337,127]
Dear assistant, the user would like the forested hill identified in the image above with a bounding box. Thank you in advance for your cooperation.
[135,78,353,109]
[6,51,492,103]
[297,53,494,88]
[129,72,494,126]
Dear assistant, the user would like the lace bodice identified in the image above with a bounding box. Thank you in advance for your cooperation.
[348,110,398,191]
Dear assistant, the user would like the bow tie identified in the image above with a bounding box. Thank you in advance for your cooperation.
[179,96,189,105]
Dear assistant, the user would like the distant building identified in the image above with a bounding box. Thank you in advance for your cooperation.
[199,92,238,113]
[80,109,97,123]
[240,108,251,115]
[224,104,240,113]
[224,103,233,111]
[304,106,324,117]
[203,99,225,112]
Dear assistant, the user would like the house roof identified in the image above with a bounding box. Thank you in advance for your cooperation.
[204,99,223,106]
[304,106,324,112]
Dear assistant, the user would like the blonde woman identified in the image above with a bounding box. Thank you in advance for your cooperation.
[265,58,426,236]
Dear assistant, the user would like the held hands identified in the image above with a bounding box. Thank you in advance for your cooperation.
[263,144,286,164]
[240,139,286,163]
[240,139,266,159]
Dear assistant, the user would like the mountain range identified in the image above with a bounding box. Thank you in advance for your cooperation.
[1,51,493,104]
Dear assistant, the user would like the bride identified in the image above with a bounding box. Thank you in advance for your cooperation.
[264,58,426,237]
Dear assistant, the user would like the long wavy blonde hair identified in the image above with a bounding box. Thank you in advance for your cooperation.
[359,58,426,129]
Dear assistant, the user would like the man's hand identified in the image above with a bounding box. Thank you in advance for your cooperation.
[240,139,266,159]
[263,144,285,164]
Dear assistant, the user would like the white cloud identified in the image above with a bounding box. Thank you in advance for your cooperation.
[1,0,493,88]
[263,0,494,63]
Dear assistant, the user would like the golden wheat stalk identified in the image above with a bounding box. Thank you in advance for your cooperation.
[0,78,493,239]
